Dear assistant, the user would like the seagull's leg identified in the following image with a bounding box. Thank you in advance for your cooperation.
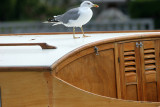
[73,27,80,39]
[80,26,90,38]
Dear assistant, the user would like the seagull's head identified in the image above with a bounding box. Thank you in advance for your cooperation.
[80,1,99,8]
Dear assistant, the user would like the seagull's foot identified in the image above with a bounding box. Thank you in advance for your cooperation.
[73,36,80,39]
[83,35,90,38]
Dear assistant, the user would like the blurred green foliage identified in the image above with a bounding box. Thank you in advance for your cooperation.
[128,0,160,29]
[0,0,74,21]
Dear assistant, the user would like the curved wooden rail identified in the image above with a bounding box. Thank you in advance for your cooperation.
[0,43,56,49]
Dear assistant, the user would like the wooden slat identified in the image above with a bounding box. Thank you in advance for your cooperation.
[124,42,135,51]
[139,43,147,101]
[119,44,127,99]
[125,72,137,83]
[144,54,155,59]
[145,64,156,69]
[144,59,156,64]
[135,42,143,101]
[144,49,155,53]
[145,70,157,83]
[124,56,135,60]
[125,66,136,71]
[124,51,135,55]
[114,43,122,99]
[125,61,135,66]
[145,70,156,74]
[143,41,155,49]
[125,72,136,77]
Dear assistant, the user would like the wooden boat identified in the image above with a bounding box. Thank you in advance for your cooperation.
[0,31,160,107]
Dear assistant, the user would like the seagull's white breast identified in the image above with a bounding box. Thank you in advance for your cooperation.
[66,7,93,27]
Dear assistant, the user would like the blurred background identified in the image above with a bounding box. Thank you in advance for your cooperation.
[0,0,159,34]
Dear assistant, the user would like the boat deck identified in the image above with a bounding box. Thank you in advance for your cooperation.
[0,31,160,67]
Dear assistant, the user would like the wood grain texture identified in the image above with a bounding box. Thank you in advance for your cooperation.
[53,77,160,107]
[155,40,160,101]
[44,72,54,107]
[0,66,51,72]
[126,85,138,101]
[134,41,143,101]
[140,40,158,102]
[118,42,140,100]
[0,71,50,107]
[146,83,158,102]
[118,43,127,99]
[114,43,122,99]
[54,43,114,72]
[56,49,117,98]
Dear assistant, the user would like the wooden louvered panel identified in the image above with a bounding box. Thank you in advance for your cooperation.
[120,40,159,102]
[144,49,155,53]
[124,51,135,55]
[124,61,135,66]
[124,49,136,84]
[119,42,139,100]
[125,66,136,71]
[124,56,135,60]
[144,59,156,64]
[143,41,158,101]
[144,44,156,83]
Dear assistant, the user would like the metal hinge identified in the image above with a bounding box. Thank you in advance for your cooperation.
[139,42,143,47]
[136,42,143,48]
[94,46,99,55]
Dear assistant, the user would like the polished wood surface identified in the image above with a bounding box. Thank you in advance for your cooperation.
[140,40,159,101]
[0,66,51,72]
[0,71,52,107]
[117,40,160,102]
[117,40,160,101]
[56,49,117,98]
[53,43,114,71]
[53,77,160,107]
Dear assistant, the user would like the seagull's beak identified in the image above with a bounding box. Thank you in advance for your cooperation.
[93,4,99,8]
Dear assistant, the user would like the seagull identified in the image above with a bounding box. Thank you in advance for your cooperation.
[44,1,99,39]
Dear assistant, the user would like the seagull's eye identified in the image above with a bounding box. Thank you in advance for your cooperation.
[87,3,90,5]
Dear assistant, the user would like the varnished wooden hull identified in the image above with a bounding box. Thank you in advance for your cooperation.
[0,31,160,106]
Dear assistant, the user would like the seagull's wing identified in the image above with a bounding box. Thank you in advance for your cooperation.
[55,8,80,24]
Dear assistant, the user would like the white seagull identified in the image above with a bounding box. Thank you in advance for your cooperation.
[44,1,99,39]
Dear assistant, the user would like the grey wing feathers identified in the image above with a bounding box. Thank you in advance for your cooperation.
[55,8,80,24]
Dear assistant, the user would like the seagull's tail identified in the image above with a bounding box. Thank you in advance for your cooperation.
[43,16,62,26]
